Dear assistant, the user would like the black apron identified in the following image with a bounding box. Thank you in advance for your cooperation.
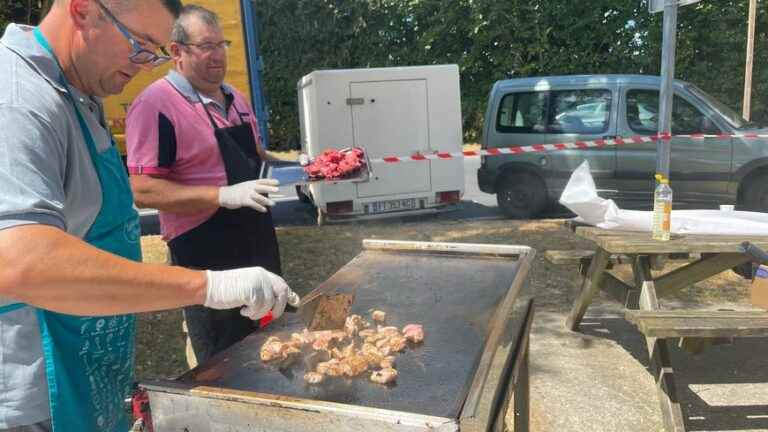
[168,90,281,366]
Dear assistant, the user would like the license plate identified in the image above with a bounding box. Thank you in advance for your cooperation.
[369,198,418,214]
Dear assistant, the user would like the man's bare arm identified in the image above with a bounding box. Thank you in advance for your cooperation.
[0,224,206,315]
[130,174,219,213]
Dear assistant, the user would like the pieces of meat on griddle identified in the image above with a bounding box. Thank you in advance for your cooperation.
[294,329,316,346]
[377,325,400,336]
[387,335,408,353]
[260,336,301,363]
[304,371,325,385]
[311,330,347,351]
[344,314,365,337]
[316,359,345,377]
[330,342,357,361]
[358,329,377,338]
[380,356,396,369]
[341,354,370,377]
[361,343,384,367]
[370,367,398,384]
[402,324,424,343]
[260,308,424,386]
[371,310,387,322]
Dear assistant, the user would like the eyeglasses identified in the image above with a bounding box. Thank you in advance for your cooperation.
[94,0,171,67]
[179,40,232,53]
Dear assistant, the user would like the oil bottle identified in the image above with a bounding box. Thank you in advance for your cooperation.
[652,174,672,241]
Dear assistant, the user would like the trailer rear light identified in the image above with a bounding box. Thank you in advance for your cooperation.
[327,200,354,215]
[437,191,460,204]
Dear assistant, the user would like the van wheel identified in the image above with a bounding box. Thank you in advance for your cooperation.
[296,185,311,204]
[741,174,768,212]
[496,172,547,219]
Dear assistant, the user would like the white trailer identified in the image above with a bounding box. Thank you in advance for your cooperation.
[297,65,465,224]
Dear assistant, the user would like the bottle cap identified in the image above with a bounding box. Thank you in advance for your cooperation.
[655,174,669,184]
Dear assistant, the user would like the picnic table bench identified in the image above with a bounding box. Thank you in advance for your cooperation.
[564,224,768,432]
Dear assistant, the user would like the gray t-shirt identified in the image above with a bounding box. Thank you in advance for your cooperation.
[0,24,112,428]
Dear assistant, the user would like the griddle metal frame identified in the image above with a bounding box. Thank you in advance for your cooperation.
[143,240,536,432]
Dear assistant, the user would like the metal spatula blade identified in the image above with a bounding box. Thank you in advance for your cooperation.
[285,284,357,331]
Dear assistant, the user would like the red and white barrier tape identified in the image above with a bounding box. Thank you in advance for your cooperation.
[368,132,768,164]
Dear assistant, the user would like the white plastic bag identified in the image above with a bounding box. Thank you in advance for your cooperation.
[559,161,768,235]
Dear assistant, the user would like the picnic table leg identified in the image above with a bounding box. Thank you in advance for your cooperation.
[635,256,686,432]
[566,248,611,331]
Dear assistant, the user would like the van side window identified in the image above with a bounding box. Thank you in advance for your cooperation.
[496,92,547,133]
[548,89,611,134]
[626,90,720,135]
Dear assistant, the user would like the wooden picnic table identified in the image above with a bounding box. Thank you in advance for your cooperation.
[565,225,768,432]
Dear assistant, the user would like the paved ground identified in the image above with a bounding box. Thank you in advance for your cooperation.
[526,304,768,432]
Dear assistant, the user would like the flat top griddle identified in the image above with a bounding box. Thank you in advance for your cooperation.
[174,244,525,419]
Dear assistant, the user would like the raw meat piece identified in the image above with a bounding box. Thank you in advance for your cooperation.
[370,367,398,384]
[402,324,424,343]
[304,148,366,180]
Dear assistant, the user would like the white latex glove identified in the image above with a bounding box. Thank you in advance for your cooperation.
[218,179,280,212]
[204,267,300,320]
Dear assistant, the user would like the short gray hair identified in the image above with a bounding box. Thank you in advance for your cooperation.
[170,4,220,44]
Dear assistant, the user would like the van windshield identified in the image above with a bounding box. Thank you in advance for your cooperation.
[687,84,758,129]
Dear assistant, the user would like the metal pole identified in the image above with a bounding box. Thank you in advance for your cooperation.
[240,0,270,149]
[743,0,758,121]
[656,2,678,179]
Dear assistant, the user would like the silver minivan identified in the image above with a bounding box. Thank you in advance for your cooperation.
[477,75,768,218]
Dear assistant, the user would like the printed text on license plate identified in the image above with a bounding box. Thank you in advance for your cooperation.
[370,198,417,213]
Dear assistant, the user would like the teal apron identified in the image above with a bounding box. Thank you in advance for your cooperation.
[0,28,142,431]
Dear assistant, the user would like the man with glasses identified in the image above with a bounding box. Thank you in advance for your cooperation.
[126,4,287,369]
[0,0,299,430]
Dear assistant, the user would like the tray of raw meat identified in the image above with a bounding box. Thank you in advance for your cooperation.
[302,147,370,183]
[261,147,371,186]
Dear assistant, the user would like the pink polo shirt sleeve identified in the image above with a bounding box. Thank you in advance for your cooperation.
[125,83,175,176]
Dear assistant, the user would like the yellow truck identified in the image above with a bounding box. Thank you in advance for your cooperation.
[104,0,267,161]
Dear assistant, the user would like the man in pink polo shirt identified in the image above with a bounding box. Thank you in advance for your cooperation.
[126,4,283,367]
